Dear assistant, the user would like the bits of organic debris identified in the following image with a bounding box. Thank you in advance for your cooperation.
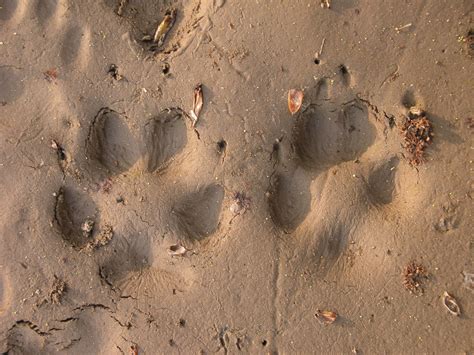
[400,108,433,166]
[153,9,177,46]
[85,224,114,250]
[190,83,203,127]
[320,0,331,8]
[44,68,58,82]
[230,192,251,215]
[168,244,188,257]
[315,309,337,324]
[51,140,66,161]
[99,178,113,193]
[442,292,461,316]
[130,344,138,355]
[81,218,95,238]
[402,261,428,294]
[108,64,123,81]
[288,89,304,115]
[50,276,67,304]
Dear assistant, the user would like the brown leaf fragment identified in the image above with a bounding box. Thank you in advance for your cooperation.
[315,309,337,324]
[288,89,304,115]
[443,292,461,316]
[153,8,177,46]
[130,344,138,355]
[44,68,58,82]
[190,83,203,127]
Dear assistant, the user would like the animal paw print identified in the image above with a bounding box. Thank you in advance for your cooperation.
[54,107,225,298]
[268,66,415,276]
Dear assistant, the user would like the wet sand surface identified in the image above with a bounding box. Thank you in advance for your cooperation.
[0,0,473,353]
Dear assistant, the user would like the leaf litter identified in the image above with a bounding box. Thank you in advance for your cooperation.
[315,310,337,325]
[400,108,433,166]
[402,261,428,295]
[288,89,304,115]
[190,83,203,127]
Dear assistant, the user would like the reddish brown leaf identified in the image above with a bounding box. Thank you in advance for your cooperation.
[288,89,303,115]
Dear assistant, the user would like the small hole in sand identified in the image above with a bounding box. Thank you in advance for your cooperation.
[262,340,268,346]
[314,58,320,65]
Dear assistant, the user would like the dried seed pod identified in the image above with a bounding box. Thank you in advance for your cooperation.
[443,292,461,316]
[190,84,203,127]
[168,244,187,257]
[153,9,177,46]
[315,309,337,324]
[288,89,304,115]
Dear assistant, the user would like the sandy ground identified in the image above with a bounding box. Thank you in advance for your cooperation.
[1,0,473,353]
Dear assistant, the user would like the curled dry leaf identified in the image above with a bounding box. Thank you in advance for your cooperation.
[288,89,304,115]
[315,309,337,324]
[190,83,203,127]
[443,292,461,316]
[153,8,177,46]
[168,244,187,257]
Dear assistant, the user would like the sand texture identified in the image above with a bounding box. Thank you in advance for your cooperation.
[1,0,473,353]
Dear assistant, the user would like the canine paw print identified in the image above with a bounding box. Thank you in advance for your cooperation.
[268,66,419,276]
[54,106,225,299]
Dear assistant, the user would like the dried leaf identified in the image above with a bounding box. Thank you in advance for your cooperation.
[190,83,203,127]
[443,292,461,316]
[288,89,304,115]
[130,344,138,355]
[168,244,187,257]
[44,68,58,82]
[153,9,176,46]
[315,309,337,324]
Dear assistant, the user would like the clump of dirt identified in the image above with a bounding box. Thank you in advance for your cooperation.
[49,276,67,304]
[402,261,428,295]
[85,224,114,251]
[400,109,433,165]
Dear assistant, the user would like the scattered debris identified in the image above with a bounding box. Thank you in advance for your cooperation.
[442,292,461,316]
[230,192,251,216]
[168,244,188,257]
[314,38,326,64]
[81,219,95,238]
[402,261,428,294]
[153,9,177,46]
[395,23,413,33]
[85,224,114,251]
[130,344,138,355]
[288,89,304,115]
[320,0,331,9]
[50,276,67,304]
[462,272,474,291]
[190,83,203,127]
[99,178,113,193]
[315,310,337,324]
[44,68,58,83]
[108,64,123,81]
[51,140,66,161]
[400,108,433,166]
